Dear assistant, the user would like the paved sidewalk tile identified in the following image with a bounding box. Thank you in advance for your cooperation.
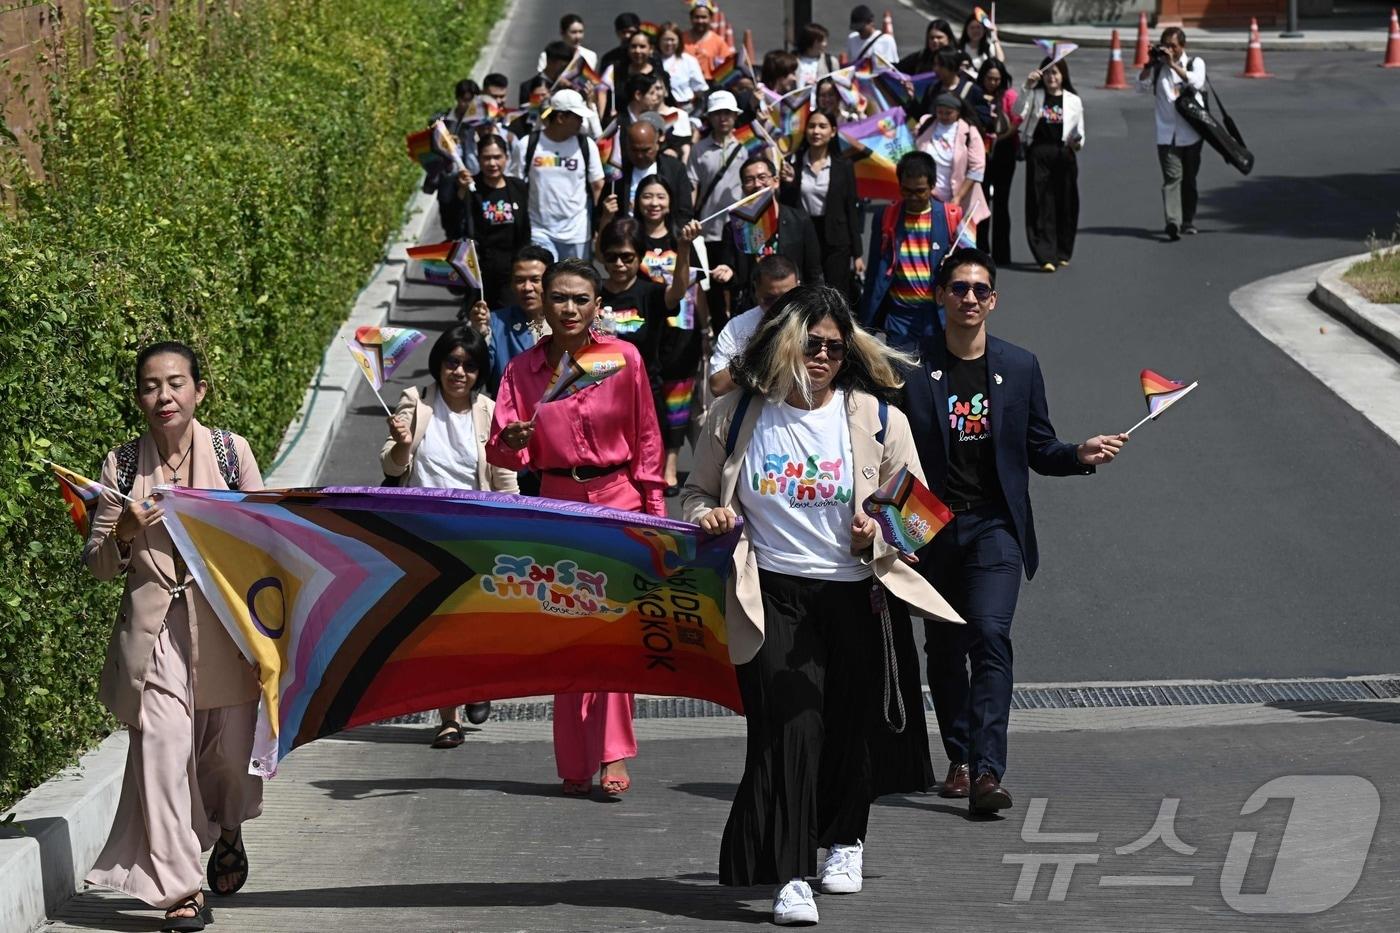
[49,711,1400,932]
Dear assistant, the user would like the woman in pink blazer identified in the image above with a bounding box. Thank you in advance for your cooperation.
[83,342,263,932]
[915,92,991,244]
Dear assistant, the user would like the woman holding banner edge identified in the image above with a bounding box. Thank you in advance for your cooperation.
[83,342,264,932]
[487,258,666,797]
[381,326,518,748]
[682,286,962,925]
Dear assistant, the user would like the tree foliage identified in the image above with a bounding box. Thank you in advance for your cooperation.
[0,0,498,809]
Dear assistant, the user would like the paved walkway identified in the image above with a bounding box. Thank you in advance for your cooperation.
[49,702,1400,931]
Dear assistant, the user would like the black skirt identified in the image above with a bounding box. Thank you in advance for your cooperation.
[719,569,933,886]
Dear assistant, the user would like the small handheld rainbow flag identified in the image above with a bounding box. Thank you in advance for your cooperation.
[1033,39,1079,69]
[863,467,953,556]
[448,239,484,290]
[1126,369,1198,434]
[47,460,118,537]
[973,5,995,29]
[408,240,463,287]
[541,345,630,404]
[429,119,466,174]
[406,127,439,171]
[354,326,427,382]
[730,120,773,162]
[730,187,779,255]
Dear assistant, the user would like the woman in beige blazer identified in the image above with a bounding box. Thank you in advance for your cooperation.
[83,342,263,932]
[682,286,963,925]
[381,325,517,748]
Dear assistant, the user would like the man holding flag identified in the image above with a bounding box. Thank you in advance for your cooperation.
[902,248,1126,815]
[713,155,823,311]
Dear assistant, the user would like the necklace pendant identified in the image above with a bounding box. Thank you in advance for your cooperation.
[170,473,180,485]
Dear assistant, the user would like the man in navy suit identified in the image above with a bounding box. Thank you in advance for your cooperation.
[903,248,1127,814]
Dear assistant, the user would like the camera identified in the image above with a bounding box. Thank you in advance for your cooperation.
[1148,45,1170,62]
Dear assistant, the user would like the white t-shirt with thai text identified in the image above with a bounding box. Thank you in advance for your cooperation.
[510,133,604,244]
[738,391,867,580]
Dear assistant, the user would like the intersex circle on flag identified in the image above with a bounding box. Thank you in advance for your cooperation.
[246,576,287,638]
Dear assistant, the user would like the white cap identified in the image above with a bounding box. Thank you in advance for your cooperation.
[705,90,740,114]
[547,88,592,120]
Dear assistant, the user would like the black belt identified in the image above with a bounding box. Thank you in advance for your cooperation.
[945,499,986,514]
[543,463,627,482]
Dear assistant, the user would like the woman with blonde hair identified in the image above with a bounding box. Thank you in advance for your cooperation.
[683,286,962,925]
[83,341,264,931]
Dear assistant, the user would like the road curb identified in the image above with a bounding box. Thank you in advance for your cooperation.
[1313,252,1400,360]
[0,733,128,933]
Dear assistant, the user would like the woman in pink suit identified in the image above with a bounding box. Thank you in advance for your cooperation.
[83,342,263,932]
[487,257,666,797]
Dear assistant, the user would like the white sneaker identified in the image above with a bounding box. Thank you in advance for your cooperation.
[820,840,864,894]
[772,878,819,925]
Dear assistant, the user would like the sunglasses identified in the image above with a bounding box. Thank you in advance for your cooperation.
[946,281,994,301]
[443,357,480,373]
[603,251,638,263]
[804,336,847,361]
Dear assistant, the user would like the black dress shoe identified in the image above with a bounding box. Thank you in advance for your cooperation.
[464,701,491,725]
[969,772,1014,814]
[938,763,970,798]
[1165,222,1181,241]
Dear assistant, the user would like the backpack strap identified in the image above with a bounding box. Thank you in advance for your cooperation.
[115,439,140,498]
[724,392,753,459]
[875,399,889,446]
[209,428,241,490]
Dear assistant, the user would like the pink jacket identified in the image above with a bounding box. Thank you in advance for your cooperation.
[915,117,991,227]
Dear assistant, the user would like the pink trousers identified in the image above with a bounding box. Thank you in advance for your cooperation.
[539,471,641,781]
[86,601,261,909]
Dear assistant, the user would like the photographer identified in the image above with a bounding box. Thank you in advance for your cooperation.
[1138,27,1206,241]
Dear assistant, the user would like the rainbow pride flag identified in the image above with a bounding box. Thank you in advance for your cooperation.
[838,106,916,201]
[731,120,773,162]
[711,44,754,89]
[160,486,743,776]
[349,326,427,391]
[408,240,468,287]
[542,344,630,403]
[596,122,624,181]
[770,96,811,156]
[637,21,662,39]
[730,187,779,254]
[1140,369,1198,417]
[448,239,483,290]
[405,127,439,171]
[48,461,108,537]
[863,467,953,556]
[1033,39,1079,68]
[430,119,466,174]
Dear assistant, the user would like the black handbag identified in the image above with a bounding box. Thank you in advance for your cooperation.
[1173,70,1254,175]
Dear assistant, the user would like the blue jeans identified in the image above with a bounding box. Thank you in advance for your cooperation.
[922,504,1022,781]
[530,232,590,262]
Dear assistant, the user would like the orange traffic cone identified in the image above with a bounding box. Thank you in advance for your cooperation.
[1382,8,1400,67]
[1240,17,1274,77]
[714,9,727,33]
[883,10,895,35]
[1102,30,1131,89]
[1132,12,1151,69]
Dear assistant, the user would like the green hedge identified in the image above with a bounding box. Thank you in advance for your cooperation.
[0,0,499,810]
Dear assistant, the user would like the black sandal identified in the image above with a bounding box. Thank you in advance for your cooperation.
[207,828,248,896]
[161,893,212,932]
[431,720,466,748]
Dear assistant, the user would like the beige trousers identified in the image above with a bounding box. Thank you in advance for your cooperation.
[86,600,262,909]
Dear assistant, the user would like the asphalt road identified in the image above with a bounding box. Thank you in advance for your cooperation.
[319,0,1400,683]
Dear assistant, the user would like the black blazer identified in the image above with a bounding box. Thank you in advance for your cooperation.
[778,149,862,253]
[713,202,825,306]
[902,334,1091,580]
[615,153,694,225]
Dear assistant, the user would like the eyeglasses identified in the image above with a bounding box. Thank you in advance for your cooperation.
[549,292,595,306]
[946,281,994,301]
[744,173,774,184]
[804,336,847,361]
[603,251,637,263]
[443,357,480,373]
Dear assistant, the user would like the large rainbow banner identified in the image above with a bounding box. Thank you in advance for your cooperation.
[161,486,744,778]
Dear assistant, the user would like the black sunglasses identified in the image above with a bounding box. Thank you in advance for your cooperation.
[804,336,847,361]
[946,281,994,301]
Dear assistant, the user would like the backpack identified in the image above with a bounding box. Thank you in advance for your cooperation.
[522,130,597,230]
[115,428,241,497]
